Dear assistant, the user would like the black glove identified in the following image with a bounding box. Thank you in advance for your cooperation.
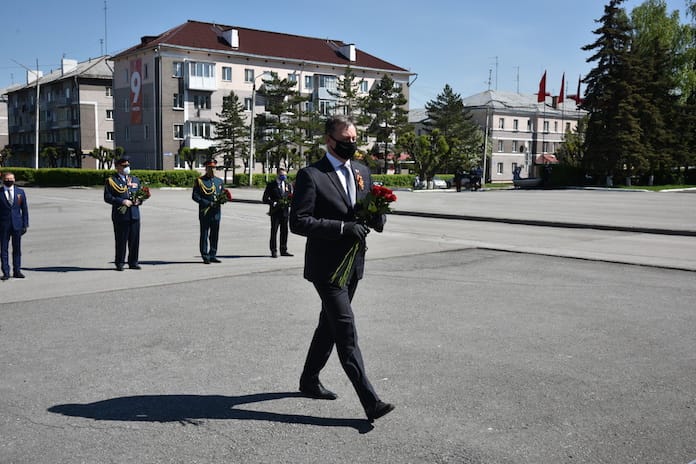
[21,228,27,235]
[344,222,369,241]
[367,214,386,233]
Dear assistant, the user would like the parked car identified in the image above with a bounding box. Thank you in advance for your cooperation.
[432,176,448,189]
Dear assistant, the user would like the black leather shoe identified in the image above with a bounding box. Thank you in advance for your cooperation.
[280,252,294,257]
[129,264,141,270]
[202,258,210,264]
[13,271,25,278]
[115,264,124,271]
[299,381,338,400]
[209,257,221,263]
[271,252,278,258]
[1,275,9,281]
[366,401,395,422]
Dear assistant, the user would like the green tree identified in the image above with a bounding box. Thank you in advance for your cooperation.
[213,90,248,184]
[178,146,198,170]
[328,66,364,119]
[361,74,410,173]
[555,117,587,168]
[582,0,646,180]
[256,74,305,171]
[0,146,12,167]
[396,130,448,186]
[424,84,484,171]
[40,146,60,168]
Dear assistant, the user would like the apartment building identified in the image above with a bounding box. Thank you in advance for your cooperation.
[410,90,586,182]
[4,56,114,168]
[111,20,413,170]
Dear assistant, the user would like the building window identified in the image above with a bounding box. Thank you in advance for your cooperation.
[513,119,519,131]
[554,121,558,132]
[106,87,113,97]
[304,75,313,89]
[543,121,549,132]
[106,131,114,141]
[318,75,336,90]
[543,141,549,152]
[497,140,504,152]
[498,118,505,129]
[511,140,518,153]
[173,94,184,109]
[566,122,571,132]
[173,62,183,78]
[360,80,369,92]
[144,125,149,140]
[245,69,254,83]
[125,126,130,141]
[319,100,334,115]
[244,98,252,111]
[288,73,297,84]
[144,64,149,80]
[189,62,214,78]
[106,109,113,120]
[191,122,211,138]
[174,124,184,139]
[194,95,211,109]
[496,162,504,175]
[527,120,532,131]
[511,162,518,173]
[222,67,232,81]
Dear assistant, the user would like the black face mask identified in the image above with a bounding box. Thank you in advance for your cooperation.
[330,135,357,160]
[3,181,14,187]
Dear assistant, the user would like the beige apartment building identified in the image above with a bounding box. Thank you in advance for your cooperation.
[3,56,114,168]
[410,90,586,183]
[111,20,413,171]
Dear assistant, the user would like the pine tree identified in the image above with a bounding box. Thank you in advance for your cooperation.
[213,91,248,184]
[361,74,409,173]
[424,84,484,172]
[328,66,364,118]
[582,0,645,181]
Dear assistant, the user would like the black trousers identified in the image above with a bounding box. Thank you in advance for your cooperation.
[269,212,289,253]
[0,227,22,275]
[199,218,220,259]
[113,219,140,266]
[301,276,379,412]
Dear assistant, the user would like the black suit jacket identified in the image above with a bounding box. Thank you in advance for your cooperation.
[290,155,380,283]
[262,179,293,217]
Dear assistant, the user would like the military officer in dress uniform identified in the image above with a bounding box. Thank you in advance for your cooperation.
[103,157,143,271]
[192,159,225,264]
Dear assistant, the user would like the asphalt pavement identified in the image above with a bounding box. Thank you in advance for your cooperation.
[1,186,695,463]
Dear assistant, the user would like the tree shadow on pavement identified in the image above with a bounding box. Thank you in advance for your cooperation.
[48,392,373,433]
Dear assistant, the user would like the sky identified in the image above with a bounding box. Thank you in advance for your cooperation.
[1,0,691,108]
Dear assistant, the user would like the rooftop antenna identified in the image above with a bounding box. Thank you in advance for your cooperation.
[104,0,108,55]
[489,56,499,90]
[100,38,104,56]
[514,66,520,93]
[487,67,492,91]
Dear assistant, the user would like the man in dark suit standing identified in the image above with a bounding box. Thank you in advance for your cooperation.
[192,159,225,264]
[104,158,143,271]
[262,167,294,258]
[0,172,29,280]
[290,115,394,423]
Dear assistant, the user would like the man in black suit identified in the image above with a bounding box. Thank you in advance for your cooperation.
[0,172,29,280]
[290,115,394,423]
[262,167,294,258]
[103,158,143,271]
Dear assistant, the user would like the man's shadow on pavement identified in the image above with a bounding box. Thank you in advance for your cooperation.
[48,392,373,433]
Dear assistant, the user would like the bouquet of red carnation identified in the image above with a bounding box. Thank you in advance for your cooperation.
[269,192,294,216]
[330,185,397,287]
[118,185,151,214]
[202,188,232,215]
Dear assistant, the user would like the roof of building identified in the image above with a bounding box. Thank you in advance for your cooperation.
[113,20,410,74]
[6,56,113,92]
[410,90,586,122]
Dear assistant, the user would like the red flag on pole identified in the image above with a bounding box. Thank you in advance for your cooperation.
[569,75,582,105]
[558,73,565,104]
[537,71,548,103]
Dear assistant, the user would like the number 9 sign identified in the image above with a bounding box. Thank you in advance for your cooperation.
[130,59,142,124]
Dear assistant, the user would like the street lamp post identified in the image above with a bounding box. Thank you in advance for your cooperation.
[249,71,270,187]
